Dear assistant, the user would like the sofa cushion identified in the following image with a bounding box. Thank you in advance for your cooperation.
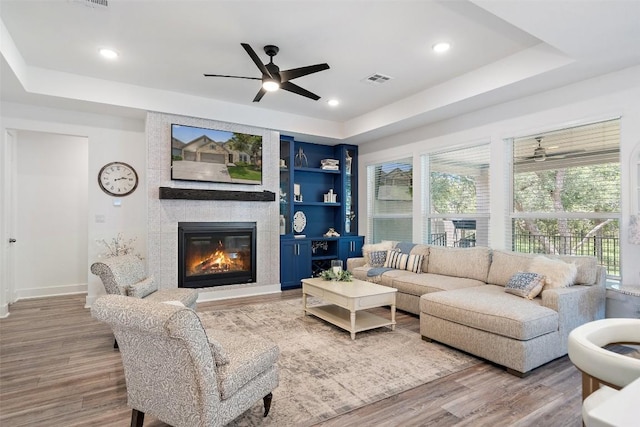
[420,285,559,341]
[505,272,545,299]
[391,273,484,296]
[214,331,279,400]
[362,241,395,266]
[487,250,535,287]
[378,269,417,287]
[427,246,491,282]
[528,256,577,289]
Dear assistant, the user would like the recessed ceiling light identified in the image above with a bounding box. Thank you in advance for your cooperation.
[99,48,119,59]
[327,99,339,107]
[432,42,451,53]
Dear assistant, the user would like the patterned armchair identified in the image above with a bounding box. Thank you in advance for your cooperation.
[91,295,280,427]
[91,254,198,308]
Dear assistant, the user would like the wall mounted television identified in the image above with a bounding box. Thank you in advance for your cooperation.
[171,124,263,185]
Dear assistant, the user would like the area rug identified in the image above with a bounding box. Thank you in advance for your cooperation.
[199,298,480,426]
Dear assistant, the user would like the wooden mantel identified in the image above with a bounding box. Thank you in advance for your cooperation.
[159,187,276,202]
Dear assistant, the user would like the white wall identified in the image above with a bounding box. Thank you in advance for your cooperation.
[0,103,146,308]
[14,130,88,298]
[358,65,640,283]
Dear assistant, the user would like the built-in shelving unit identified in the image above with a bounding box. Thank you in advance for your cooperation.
[279,136,363,289]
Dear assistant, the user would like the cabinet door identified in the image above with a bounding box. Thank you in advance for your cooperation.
[280,239,312,289]
[338,236,364,264]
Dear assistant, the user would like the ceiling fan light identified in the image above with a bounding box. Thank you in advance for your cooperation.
[533,147,546,162]
[262,80,280,92]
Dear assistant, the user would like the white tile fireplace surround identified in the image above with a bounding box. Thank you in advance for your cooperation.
[146,112,281,301]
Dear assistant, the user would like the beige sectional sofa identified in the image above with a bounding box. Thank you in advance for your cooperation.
[347,242,606,376]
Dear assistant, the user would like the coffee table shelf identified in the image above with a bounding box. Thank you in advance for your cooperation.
[305,304,395,334]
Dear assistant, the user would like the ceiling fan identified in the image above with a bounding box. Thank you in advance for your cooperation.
[519,137,585,162]
[204,43,330,102]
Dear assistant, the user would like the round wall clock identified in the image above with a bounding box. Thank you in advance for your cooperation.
[293,211,307,233]
[98,161,139,197]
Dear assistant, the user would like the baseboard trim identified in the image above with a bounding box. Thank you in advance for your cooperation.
[15,283,88,301]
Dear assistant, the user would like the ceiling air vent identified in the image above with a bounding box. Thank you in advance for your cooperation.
[362,73,394,85]
[71,0,109,8]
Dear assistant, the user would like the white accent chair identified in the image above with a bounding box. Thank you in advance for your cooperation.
[567,318,640,426]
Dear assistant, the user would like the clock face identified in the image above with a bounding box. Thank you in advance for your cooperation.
[98,162,139,196]
[293,211,307,233]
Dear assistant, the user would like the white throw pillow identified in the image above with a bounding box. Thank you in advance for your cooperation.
[528,256,577,289]
[383,250,408,270]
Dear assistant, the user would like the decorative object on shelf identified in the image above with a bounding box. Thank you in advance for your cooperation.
[294,147,308,167]
[280,159,287,168]
[279,215,286,235]
[98,161,138,197]
[345,150,353,175]
[320,158,339,171]
[294,183,303,202]
[311,240,328,254]
[323,189,337,203]
[320,267,352,282]
[280,188,287,203]
[293,211,307,233]
[324,228,340,237]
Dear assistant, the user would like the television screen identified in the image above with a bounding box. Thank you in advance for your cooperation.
[171,124,262,185]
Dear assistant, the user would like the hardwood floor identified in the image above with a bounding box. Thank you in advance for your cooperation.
[0,290,593,426]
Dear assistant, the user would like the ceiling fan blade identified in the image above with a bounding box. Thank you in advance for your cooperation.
[241,43,272,78]
[253,87,267,102]
[203,74,261,80]
[280,63,330,82]
[280,81,321,100]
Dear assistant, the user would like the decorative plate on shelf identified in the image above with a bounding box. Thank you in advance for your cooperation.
[293,211,307,233]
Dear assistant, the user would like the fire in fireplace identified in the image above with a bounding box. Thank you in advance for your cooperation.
[178,222,256,288]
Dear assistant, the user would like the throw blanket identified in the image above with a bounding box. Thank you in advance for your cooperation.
[367,267,394,277]
[395,241,417,254]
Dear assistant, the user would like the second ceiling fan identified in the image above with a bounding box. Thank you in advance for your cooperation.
[204,43,330,102]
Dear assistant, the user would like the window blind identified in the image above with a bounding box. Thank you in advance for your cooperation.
[366,157,413,243]
[511,118,621,277]
[422,143,491,247]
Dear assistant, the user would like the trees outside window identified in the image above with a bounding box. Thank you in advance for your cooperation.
[511,119,621,277]
[423,144,490,247]
[366,158,413,243]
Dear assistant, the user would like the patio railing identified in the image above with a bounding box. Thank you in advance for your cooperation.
[512,232,620,277]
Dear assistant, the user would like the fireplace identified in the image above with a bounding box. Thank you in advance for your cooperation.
[178,222,256,288]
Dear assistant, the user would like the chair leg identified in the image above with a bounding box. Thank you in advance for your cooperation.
[263,392,273,417]
[114,338,119,350]
[131,409,145,427]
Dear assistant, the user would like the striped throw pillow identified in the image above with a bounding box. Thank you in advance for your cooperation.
[383,250,408,270]
[405,254,424,274]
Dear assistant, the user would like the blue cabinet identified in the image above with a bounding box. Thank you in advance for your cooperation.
[279,137,363,289]
[280,238,312,289]
[338,236,364,261]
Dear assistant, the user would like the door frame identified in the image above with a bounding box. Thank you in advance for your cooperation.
[1,129,17,317]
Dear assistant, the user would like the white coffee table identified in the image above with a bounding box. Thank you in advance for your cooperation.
[301,277,397,340]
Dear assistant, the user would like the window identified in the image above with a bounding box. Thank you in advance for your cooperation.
[511,118,621,277]
[367,158,413,243]
[422,144,490,247]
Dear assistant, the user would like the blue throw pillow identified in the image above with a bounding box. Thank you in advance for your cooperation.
[369,250,388,268]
